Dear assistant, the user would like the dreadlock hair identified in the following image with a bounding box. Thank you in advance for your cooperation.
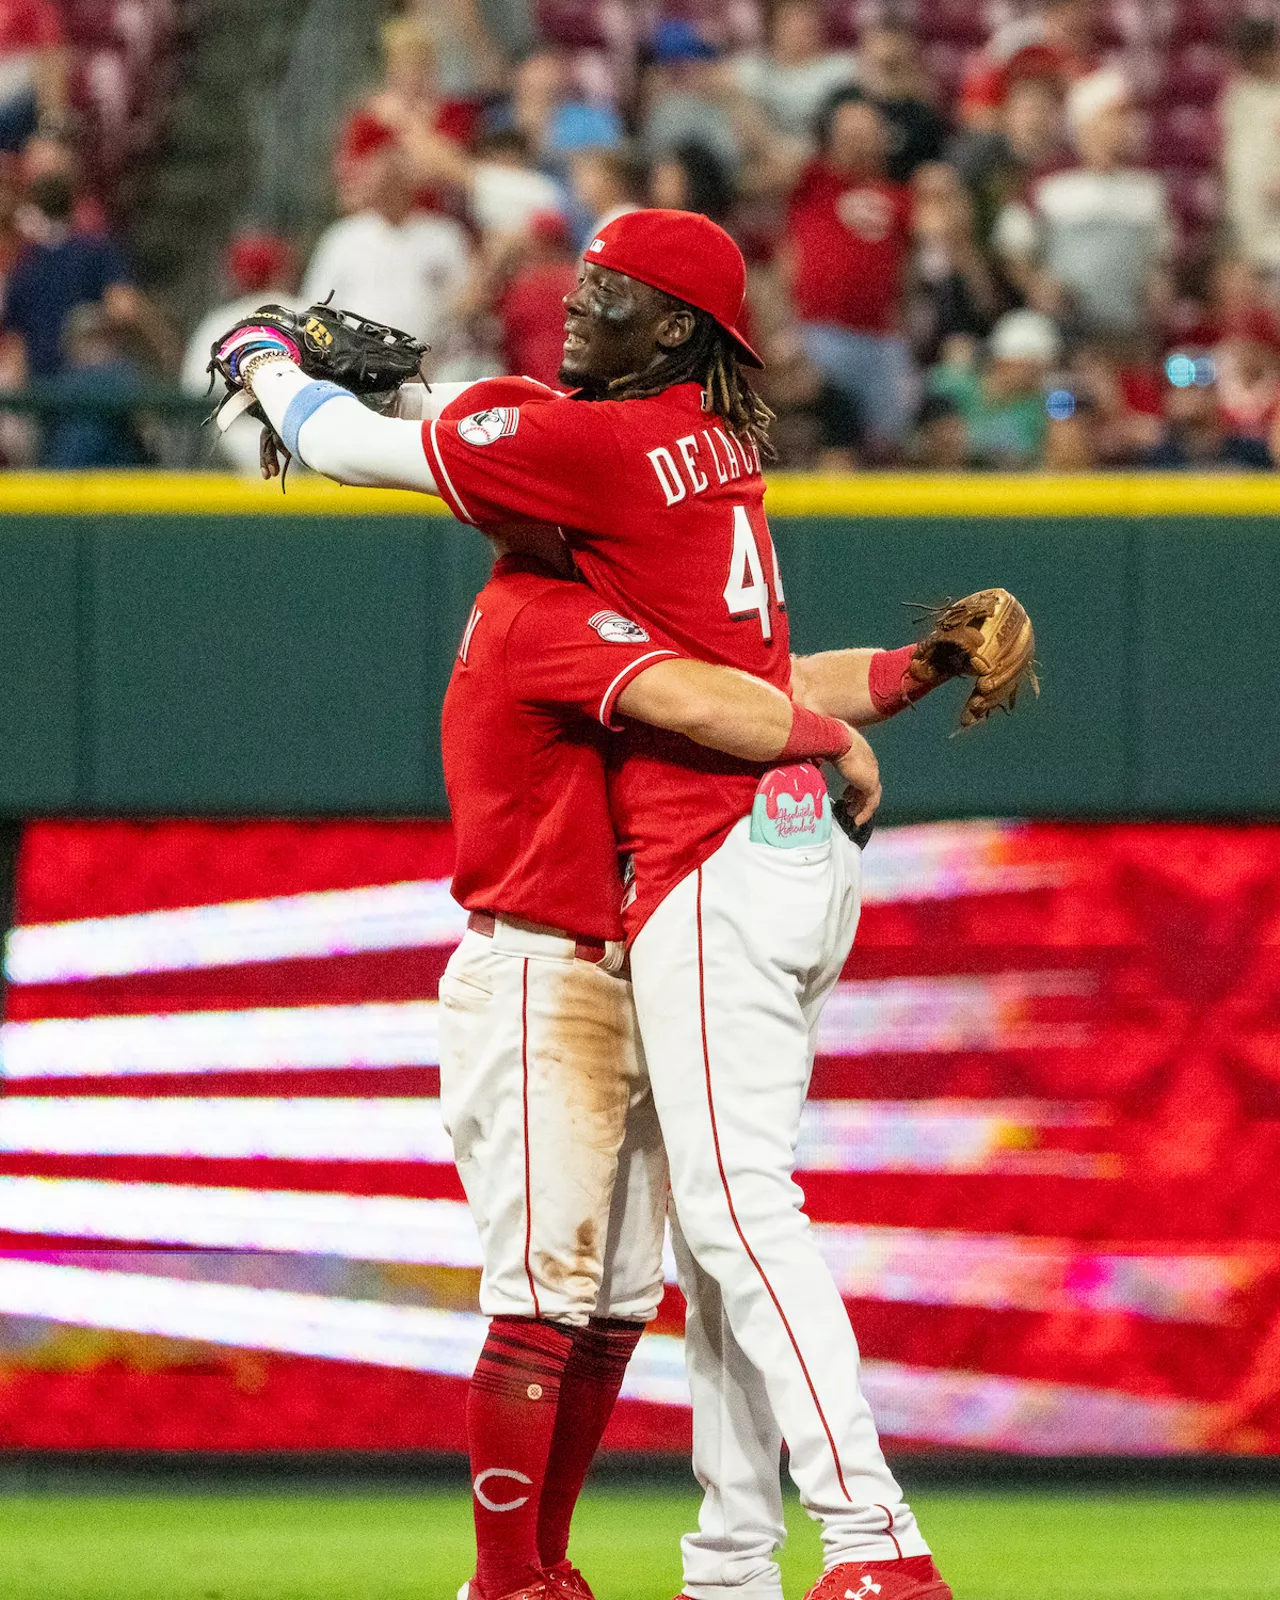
[605,302,776,459]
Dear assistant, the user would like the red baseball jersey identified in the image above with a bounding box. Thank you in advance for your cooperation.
[426,379,791,936]
[442,553,679,942]
[786,161,912,334]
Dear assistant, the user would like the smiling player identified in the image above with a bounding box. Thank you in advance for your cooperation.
[433,451,878,1600]
[210,209,1033,1600]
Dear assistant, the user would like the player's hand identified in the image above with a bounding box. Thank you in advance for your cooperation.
[260,425,283,481]
[834,726,881,826]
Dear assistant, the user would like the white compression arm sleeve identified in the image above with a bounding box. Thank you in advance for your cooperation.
[249,358,440,494]
[391,379,494,422]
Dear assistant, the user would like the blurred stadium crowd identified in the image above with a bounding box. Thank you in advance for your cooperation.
[7,0,1280,471]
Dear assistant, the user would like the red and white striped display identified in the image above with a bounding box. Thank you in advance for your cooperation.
[2,818,1277,1454]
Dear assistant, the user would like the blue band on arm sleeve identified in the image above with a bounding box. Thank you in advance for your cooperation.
[282,381,352,457]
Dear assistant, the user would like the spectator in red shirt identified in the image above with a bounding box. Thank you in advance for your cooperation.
[1146,357,1272,471]
[1176,256,1280,353]
[1214,310,1280,444]
[783,90,915,459]
[0,0,66,153]
[494,210,580,385]
[1064,341,1162,465]
[334,14,480,215]
[960,0,1099,133]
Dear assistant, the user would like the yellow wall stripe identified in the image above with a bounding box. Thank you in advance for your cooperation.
[766,473,1280,517]
[0,473,450,517]
[0,470,1277,518]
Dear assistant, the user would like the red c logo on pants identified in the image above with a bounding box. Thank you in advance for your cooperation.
[473,1468,532,1512]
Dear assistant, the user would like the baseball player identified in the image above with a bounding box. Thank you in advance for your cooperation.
[210,212,1034,1600]
[430,381,879,1600]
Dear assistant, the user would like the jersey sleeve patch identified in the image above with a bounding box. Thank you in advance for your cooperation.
[457,406,520,446]
[589,609,650,644]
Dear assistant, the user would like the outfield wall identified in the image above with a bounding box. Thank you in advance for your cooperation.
[0,472,1274,818]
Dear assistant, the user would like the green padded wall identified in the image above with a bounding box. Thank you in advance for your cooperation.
[0,517,80,810]
[1136,518,1280,813]
[773,516,1132,818]
[0,477,1273,819]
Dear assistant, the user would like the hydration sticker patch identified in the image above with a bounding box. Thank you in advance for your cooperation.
[750,764,833,849]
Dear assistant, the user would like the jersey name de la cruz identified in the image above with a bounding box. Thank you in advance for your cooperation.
[429,378,790,938]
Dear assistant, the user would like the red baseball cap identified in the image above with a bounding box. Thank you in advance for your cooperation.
[341,110,397,163]
[226,231,294,295]
[584,208,763,368]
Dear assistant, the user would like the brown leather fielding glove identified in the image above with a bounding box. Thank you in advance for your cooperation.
[911,588,1039,730]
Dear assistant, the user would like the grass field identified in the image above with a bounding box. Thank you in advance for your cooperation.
[0,1488,1276,1600]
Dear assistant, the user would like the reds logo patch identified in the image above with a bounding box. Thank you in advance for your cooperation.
[589,610,649,643]
[458,407,519,446]
[835,187,894,243]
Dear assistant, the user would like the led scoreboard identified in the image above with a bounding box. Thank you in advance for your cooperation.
[1,818,1277,1454]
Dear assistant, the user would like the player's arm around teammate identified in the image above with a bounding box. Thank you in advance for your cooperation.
[791,647,928,727]
[214,213,959,1600]
[222,351,964,745]
[791,592,1038,731]
[438,544,881,1600]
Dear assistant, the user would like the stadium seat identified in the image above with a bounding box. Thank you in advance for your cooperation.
[1148,104,1221,170]
[1170,0,1248,48]
[910,0,990,48]
[536,0,615,50]
[1165,41,1232,103]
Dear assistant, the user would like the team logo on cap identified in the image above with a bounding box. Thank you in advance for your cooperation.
[587,237,605,252]
[458,407,519,446]
[589,610,649,643]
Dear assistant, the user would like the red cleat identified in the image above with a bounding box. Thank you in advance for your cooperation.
[804,1556,953,1600]
[544,1561,596,1599]
[457,1574,555,1600]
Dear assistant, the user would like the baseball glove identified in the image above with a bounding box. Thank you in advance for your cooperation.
[205,298,429,484]
[911,587,1039,729]
[208,299,428,400]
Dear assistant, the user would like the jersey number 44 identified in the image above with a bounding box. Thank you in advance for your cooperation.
[723,504,786,642]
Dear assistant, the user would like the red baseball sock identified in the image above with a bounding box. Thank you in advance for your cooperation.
[468,1316,575,1598]
[537,1317,644,1568]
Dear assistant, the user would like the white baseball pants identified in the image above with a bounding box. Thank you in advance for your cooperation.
[631,817,929,1595]
[438,922,668,1326]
